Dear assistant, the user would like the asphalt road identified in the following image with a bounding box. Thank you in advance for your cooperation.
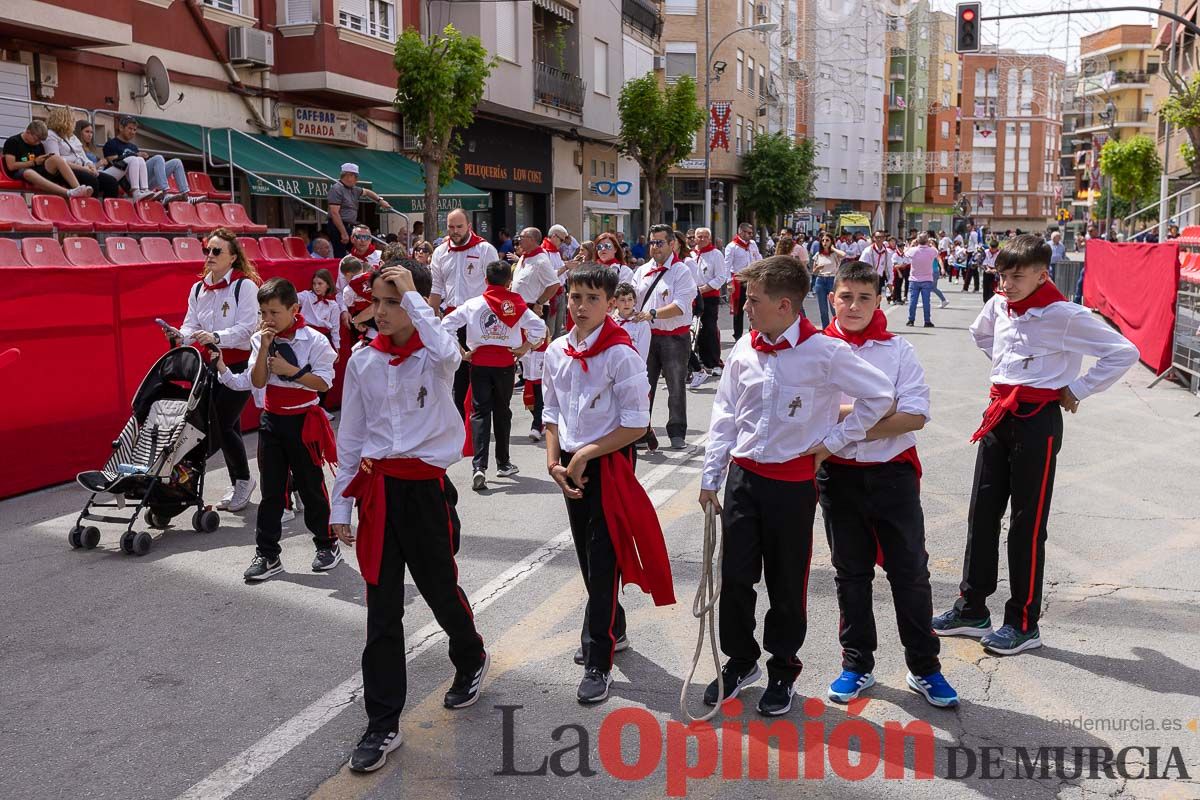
[3,291,1199,800]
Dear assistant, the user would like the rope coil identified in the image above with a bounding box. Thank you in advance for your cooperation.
[680,502,725,722]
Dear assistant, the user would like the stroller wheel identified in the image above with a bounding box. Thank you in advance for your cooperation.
[192,509,220,533]
[145,510,172,529]
[68,525,83,549]
[120,531,136,555]
[81,526,101,550]
[132,531,153,556]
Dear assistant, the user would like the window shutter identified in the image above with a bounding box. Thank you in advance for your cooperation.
[286,0,315,24]
[340,0,369,24]
[496,1,516,61]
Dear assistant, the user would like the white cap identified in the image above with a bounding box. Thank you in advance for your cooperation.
[340,162,359,175]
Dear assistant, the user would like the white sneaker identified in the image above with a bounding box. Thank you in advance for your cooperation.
[472,470,487,491]
[68,185,93,198]
[496,463,520,478]
[940,300,950,309]
[528,427,544,442]
[161,191,187,205]
[132,189,156,203]
[711,366,723,377]
[280,507,295,523]
[216,485,236,511]
[688,371,709,390]
[226,478,256,512]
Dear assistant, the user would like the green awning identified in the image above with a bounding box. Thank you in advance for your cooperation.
[137,117,490,213]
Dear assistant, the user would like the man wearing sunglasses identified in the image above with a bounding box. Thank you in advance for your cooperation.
[348,224,382,268]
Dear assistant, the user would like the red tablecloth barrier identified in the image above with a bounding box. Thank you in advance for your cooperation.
[1083,240,1178,374]
[0,258,341,499]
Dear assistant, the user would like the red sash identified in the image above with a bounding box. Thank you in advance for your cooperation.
[970,384,1061,443]
[733,454,816,482]
[219,347,251,365]
[264,386,337,467]
[598,450,675,606]
[825,446,923,479]
[651,325,690,337]
[471,345,516,368]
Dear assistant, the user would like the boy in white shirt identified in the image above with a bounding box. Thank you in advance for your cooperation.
[686,227,728,386]
[612,282,650,362]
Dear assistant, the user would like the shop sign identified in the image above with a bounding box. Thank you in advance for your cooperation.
[294,107,370,147]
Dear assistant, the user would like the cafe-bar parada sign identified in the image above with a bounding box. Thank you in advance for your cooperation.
[293,107,369,147]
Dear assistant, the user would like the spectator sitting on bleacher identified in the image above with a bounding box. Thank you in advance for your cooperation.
[44,108,119,199]
[3,120,93,199]
[311,235,334,259]
[103,115,195,204]
[74,120,102,167]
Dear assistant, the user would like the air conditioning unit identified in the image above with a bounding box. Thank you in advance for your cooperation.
[653,55,666,71]
[228,27,275,69]
[755,3,768,22]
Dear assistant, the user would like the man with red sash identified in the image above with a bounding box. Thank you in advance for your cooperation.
[686,226,729,388]
[215,277,340,583]
[819,260,957,709]
[724,221,762,340]
[933,235,1137,656]
[442,259,547,491]
[699,255,893,717]
[512,226,562,441]
[542,263,674,705]
[331,259,488,774]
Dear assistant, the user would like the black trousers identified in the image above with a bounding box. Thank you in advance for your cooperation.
[697,295,721,369]
[647,332,690,440]
[209,360,251,482]
[453,328,471,420]
[562,448,629,672]
[720,463,816,682]
[982,271,997,303]
[254,411,333,559]
[961,266,979,292]
[324,220,350,258]
[732,281,747,340]
[890,268,909,303]
[470,364,515,471]
[363,475,484,732]
[817,461,940,676]
[955,403,1063,633]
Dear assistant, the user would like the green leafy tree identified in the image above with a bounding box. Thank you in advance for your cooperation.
[1098,135,1162,216]
[738,132,818,228]
[617,74,705,225]
[1158,70,1200,178]
[394,25,495,233]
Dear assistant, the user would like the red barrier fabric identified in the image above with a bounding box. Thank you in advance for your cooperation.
[1083,240,1178,374]
[0,258,340,499]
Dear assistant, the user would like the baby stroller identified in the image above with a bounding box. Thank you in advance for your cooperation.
[70,346,221,556]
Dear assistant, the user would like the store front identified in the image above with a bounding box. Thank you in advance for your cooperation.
[456,117,553,241]
[582,142,634,239]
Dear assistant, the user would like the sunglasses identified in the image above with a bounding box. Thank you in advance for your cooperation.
[353,234,371,240]
[648,239,669,247]
[202,247,229,256]
[596,242,615,251]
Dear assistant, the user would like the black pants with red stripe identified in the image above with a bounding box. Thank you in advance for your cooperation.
[453,328,471,419]
[255,411,332,560]
[562,448,629,672]
[364,475,485,733]
[470,364,515,472]
[719,464,815,683]
[817,461,940,676]
[955,403,1063,633]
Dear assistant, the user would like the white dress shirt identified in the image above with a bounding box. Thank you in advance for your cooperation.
[298,290,343,350]
[687,247,730,295]
[430,235,499,309]
[724,238,760,277]
[330,292,465,524]
[831,335,930,463]
[970,295,1138,402]
[216,324,337,410]
[859,244,894,284]
[601,261,635,286]
[701,317,895,491]
[441,294,547,354]
[179,271,259,354]
[512,251,559,305]
[633,256,699,333]
[613,313,651,362]
[541,324,652,454]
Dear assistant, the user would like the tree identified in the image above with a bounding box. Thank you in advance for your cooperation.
[394,25,495,234]
[1098,135,1162,217]
[1158,69,1200,178]
[617,74,705,225]
[737,132,818,228]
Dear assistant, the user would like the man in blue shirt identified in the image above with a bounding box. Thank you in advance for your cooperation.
[630,235,647,261]
[103,115,193,202]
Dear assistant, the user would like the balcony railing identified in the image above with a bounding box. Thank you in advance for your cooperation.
[886,186,903,200]
[534,62,585,115]
[1078,108,1152,129]
[622,0,663,40]
[888,126,904,141]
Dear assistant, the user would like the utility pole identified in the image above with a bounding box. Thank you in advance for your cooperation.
[1160,0,1180,241]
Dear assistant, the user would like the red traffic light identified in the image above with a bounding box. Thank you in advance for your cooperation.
[961,8,975,20]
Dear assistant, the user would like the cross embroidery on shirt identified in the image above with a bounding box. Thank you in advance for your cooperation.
[417,386,427,408]
[590,393,600,409]
[1022,356,1034,370]
[788,396,804,416]
[221,301,230,318]
[467,262,475,274]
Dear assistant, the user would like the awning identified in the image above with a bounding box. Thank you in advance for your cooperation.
[136,117,490,213]
[534,0,575,24]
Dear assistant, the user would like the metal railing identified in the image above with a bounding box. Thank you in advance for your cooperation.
[534,62,585,114]
[1078,108,1152,128]
[887,126,904,141]
[1123,179,1200,223]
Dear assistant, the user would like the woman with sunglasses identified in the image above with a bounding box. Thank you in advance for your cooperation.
[594,232,634,284]
[176,228,263,513]
[411,240,433,265]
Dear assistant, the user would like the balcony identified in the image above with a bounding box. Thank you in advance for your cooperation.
[890,67,907,80]
[622,0,663,39]
[535,62,586,115]
[888,126,904,142]
[1077,108,1152,133]
[1081,69,1156,96]
[886,186,903,200]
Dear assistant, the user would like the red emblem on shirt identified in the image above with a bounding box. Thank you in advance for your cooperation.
[502,300,515,316]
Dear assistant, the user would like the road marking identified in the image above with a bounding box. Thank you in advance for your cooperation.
[174,437,708,800]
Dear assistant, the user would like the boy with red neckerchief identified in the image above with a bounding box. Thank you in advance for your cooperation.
[442,259,548,491]
[932,235,1137,656]
[724,221,762,340]
[543,263,675,705]
[331,259,488,774]
[214,277,340,582]
[699,255,893,717]
[819,260,957,709]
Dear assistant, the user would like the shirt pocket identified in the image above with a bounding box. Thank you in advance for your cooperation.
[1000,344,1069,380]
[774,384,816,425]
[576,385,615,428]
[392,378,431,413]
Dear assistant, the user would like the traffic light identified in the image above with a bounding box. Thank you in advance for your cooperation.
[956,3,981,54]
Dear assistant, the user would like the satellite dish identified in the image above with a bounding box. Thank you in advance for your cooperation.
[132,56,172,108]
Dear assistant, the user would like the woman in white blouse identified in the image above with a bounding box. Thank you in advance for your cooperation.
[44,108,119,198]
[810,233,846,327]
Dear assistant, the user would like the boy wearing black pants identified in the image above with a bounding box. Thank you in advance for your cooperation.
[700,255,894,716]
[820,260,956,708]
[216,278,341,581]
[933,235,1137,655]
[332,260,488,773]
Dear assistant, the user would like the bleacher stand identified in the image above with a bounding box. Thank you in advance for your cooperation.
[64,236,111,266]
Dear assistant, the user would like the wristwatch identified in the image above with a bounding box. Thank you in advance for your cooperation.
[213,332,221,345]
[649,308,657,322]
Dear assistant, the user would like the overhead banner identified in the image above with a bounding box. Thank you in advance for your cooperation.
[709,102,732,152]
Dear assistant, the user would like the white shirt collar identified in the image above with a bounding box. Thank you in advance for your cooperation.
[570,322,605,349]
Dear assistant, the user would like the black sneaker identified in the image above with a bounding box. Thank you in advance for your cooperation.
[703,662,762,706]
[243,553,282,582]
[905,320,915,327]
[645,430,659,453]
[312,544,343,572]
[573,634,630,666]
[577,667,612,704]
[444,651,490,708]
[757,677,796,716]
[931,608,993,638]
[348,728,402,773]
[924,321,935,328]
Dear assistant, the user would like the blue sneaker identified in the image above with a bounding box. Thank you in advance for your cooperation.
[981,624,1042,656]
[931,608,992,638]
[827,670,875,704]
[906,671,959,708]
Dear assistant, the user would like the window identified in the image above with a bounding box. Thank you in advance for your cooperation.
[918,56,927,70]
[943,90,951,108]
[758,64,765,97]
[873,172,879,186]
[594,39,609,95]
[203,0,241,12]
[857,137,865,151]
[591,159,597,176]
[747,125,754,150]
[737,0,743,23]
[943,63,952,81]
[665,0,697,13]
[920,25,927,40]
[840,168,848,183]
[758,124,764,136]
[940,120,949,138]
[857,169,864,185]
[747,56,755,96]
[822,132,830,147]
[916,117,923,132]
[339,0,395,41]
[873,139,879,152]
[1002,196,1013,215]
[495,1,516,60]
[874,108,881,123]
[1016,196,1028,214]
[736,115,744,155]
[939,178,947,195]
[736,50,744,91]
[840,135,848,150]
[820,166,830,182]
[665,42,697,83]
[283,0,316,24]
[944,34,952,52]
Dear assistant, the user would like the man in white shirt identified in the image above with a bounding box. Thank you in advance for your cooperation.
[512,226,562,438]
[686,226,729,387]
[725,221,762,340]
[858,230,893,299]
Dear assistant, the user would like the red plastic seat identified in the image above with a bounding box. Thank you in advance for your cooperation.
[167,200,207,232]
[105,237,148,265]
[99,199,157,232]
[222,203,266,234]
[258,236,289,260]
[70,197,126,232]
[197,202,241,233]
[140,236,179,261]
[282,236,310,259]
[21,237,71,266]
[0,238,28,266]
[167,174,203,198]
[63,236,112,266]
[136,199,189,233]
[187,171,232,202]
[31,194,93,232]
[173,236,205,260]
[0,194,54,232]
[236,237,263,263]
[0,160,30,192]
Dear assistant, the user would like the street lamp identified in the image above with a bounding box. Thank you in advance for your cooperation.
[703,13,779,230]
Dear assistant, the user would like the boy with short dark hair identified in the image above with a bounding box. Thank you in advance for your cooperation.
[820,260,957,708]
[700,255,894,716]
[612,282,650,363]
[216,277,340,581]
[933,234,1138,655]
[543,263,675,705]
[332,259,488,773]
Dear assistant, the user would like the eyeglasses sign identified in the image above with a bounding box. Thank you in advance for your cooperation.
[590,180,633,197]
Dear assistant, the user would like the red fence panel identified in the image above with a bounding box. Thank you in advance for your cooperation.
[1083,241,1178,374]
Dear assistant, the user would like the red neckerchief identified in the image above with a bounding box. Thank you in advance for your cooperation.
[732,236,749,249]
[824,309,895,347]
[371,330,425,365]
[348,272,373,300]
[448,232,486,252]
[314,291,337,304]
[696,243,717,254]
[1003,280,1067,317]
[750,317,819,354]
[351,242,377,259]
[541,237,559,254]
[645,253,680,276]
[202,269,243,292]
[277,314,307,340]
[563,317,633,372]
[598,252,618,265]
[522,245,545,258]
[872,244,887,258]
[482,284,528,327]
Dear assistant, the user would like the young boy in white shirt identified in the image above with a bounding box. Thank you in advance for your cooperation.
[699,255,894,716]
[611,282,650,363]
